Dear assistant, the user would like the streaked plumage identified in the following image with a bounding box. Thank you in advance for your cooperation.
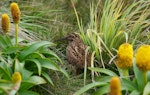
[62,33,91,73]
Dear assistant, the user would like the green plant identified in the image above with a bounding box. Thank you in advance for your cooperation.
[0,34,68,95]
[73,44,150,95]
[73,0,150,66]
[74,67,117,95]
[74,57,150,95]
[72,0,150,94]
[0,2,68,94]
[10,2,21,46]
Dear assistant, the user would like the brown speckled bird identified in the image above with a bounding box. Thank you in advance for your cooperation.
[62,33,91,74]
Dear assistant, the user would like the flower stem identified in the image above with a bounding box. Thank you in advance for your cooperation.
[15,24,18,46]
[143,71,147,85]
[122,69,129,80]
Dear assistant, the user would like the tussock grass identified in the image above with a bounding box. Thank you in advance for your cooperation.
[73,0,150,67]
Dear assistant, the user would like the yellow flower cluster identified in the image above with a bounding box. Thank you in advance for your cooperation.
[110,76,122,95]
[10,2,21,24]
[136,45,150,72]
[1,14,10,34]
[12,72,22,84]
[116,43,133,69]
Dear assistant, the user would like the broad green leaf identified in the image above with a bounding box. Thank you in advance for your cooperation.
[95,76,112,82]
[0,83,12,90]
[0,65,12,80]
[143,82,150,95]
[93,84,110,95]
[0,35,12,49]
[121,78,136,91]
[88,67,118,76]
[133,62,145,92]
[42,72,54,86]
[24,76,46,85]
[42,51,63,64]
[0,86,9,94]
[19,90,40,95]
[74,82,107,95]
[27,52,44,59]
[3,46,20,54]
[0,35,8,49]
[18,41,55,61]
[0,83,13,95]
[14,59,24,73]
[39,59,60,71]
[130,90,141,95]
[20,82,35,91]
[21,69,33,80]
[3,35,12,47]
[26,59,42,75]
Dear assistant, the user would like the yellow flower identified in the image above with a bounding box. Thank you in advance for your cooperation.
[10,2,21,24]
[116,43,133,69]
[12,72,22,84]
[1,14,10,34]
[110,76,122,95]
[136,45,150,72]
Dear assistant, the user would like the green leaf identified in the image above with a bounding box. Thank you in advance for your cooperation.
[21,69,33,80]
[0,35,8,49]
[143,82,150,95]
[20,82,35,91]
[42,51,63,64]
[74,82,107,95]
[130,90,141,95]
[14,59,24,73]
[39,59,60,71]
[93,84,110,95]
[4,35,12,47]
[88,67,118,76]
[0,65,12,80]
[0,35,13,49]
[26,59,42,75]
[0,84,11,94]
[24,76,46,85]
[3,46,20,54]
[133,62,145,91]
[0,83,12,89]
[121,78,136,91]
[18,41,55,61]
[42,72,54,86]
[95,76,112,83]
[19,90,40,95]
[27,52,43,59]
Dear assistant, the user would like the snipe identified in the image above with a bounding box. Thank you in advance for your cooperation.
[60,33,91,74]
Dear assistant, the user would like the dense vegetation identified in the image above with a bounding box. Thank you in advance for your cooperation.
[0,0,150,95]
